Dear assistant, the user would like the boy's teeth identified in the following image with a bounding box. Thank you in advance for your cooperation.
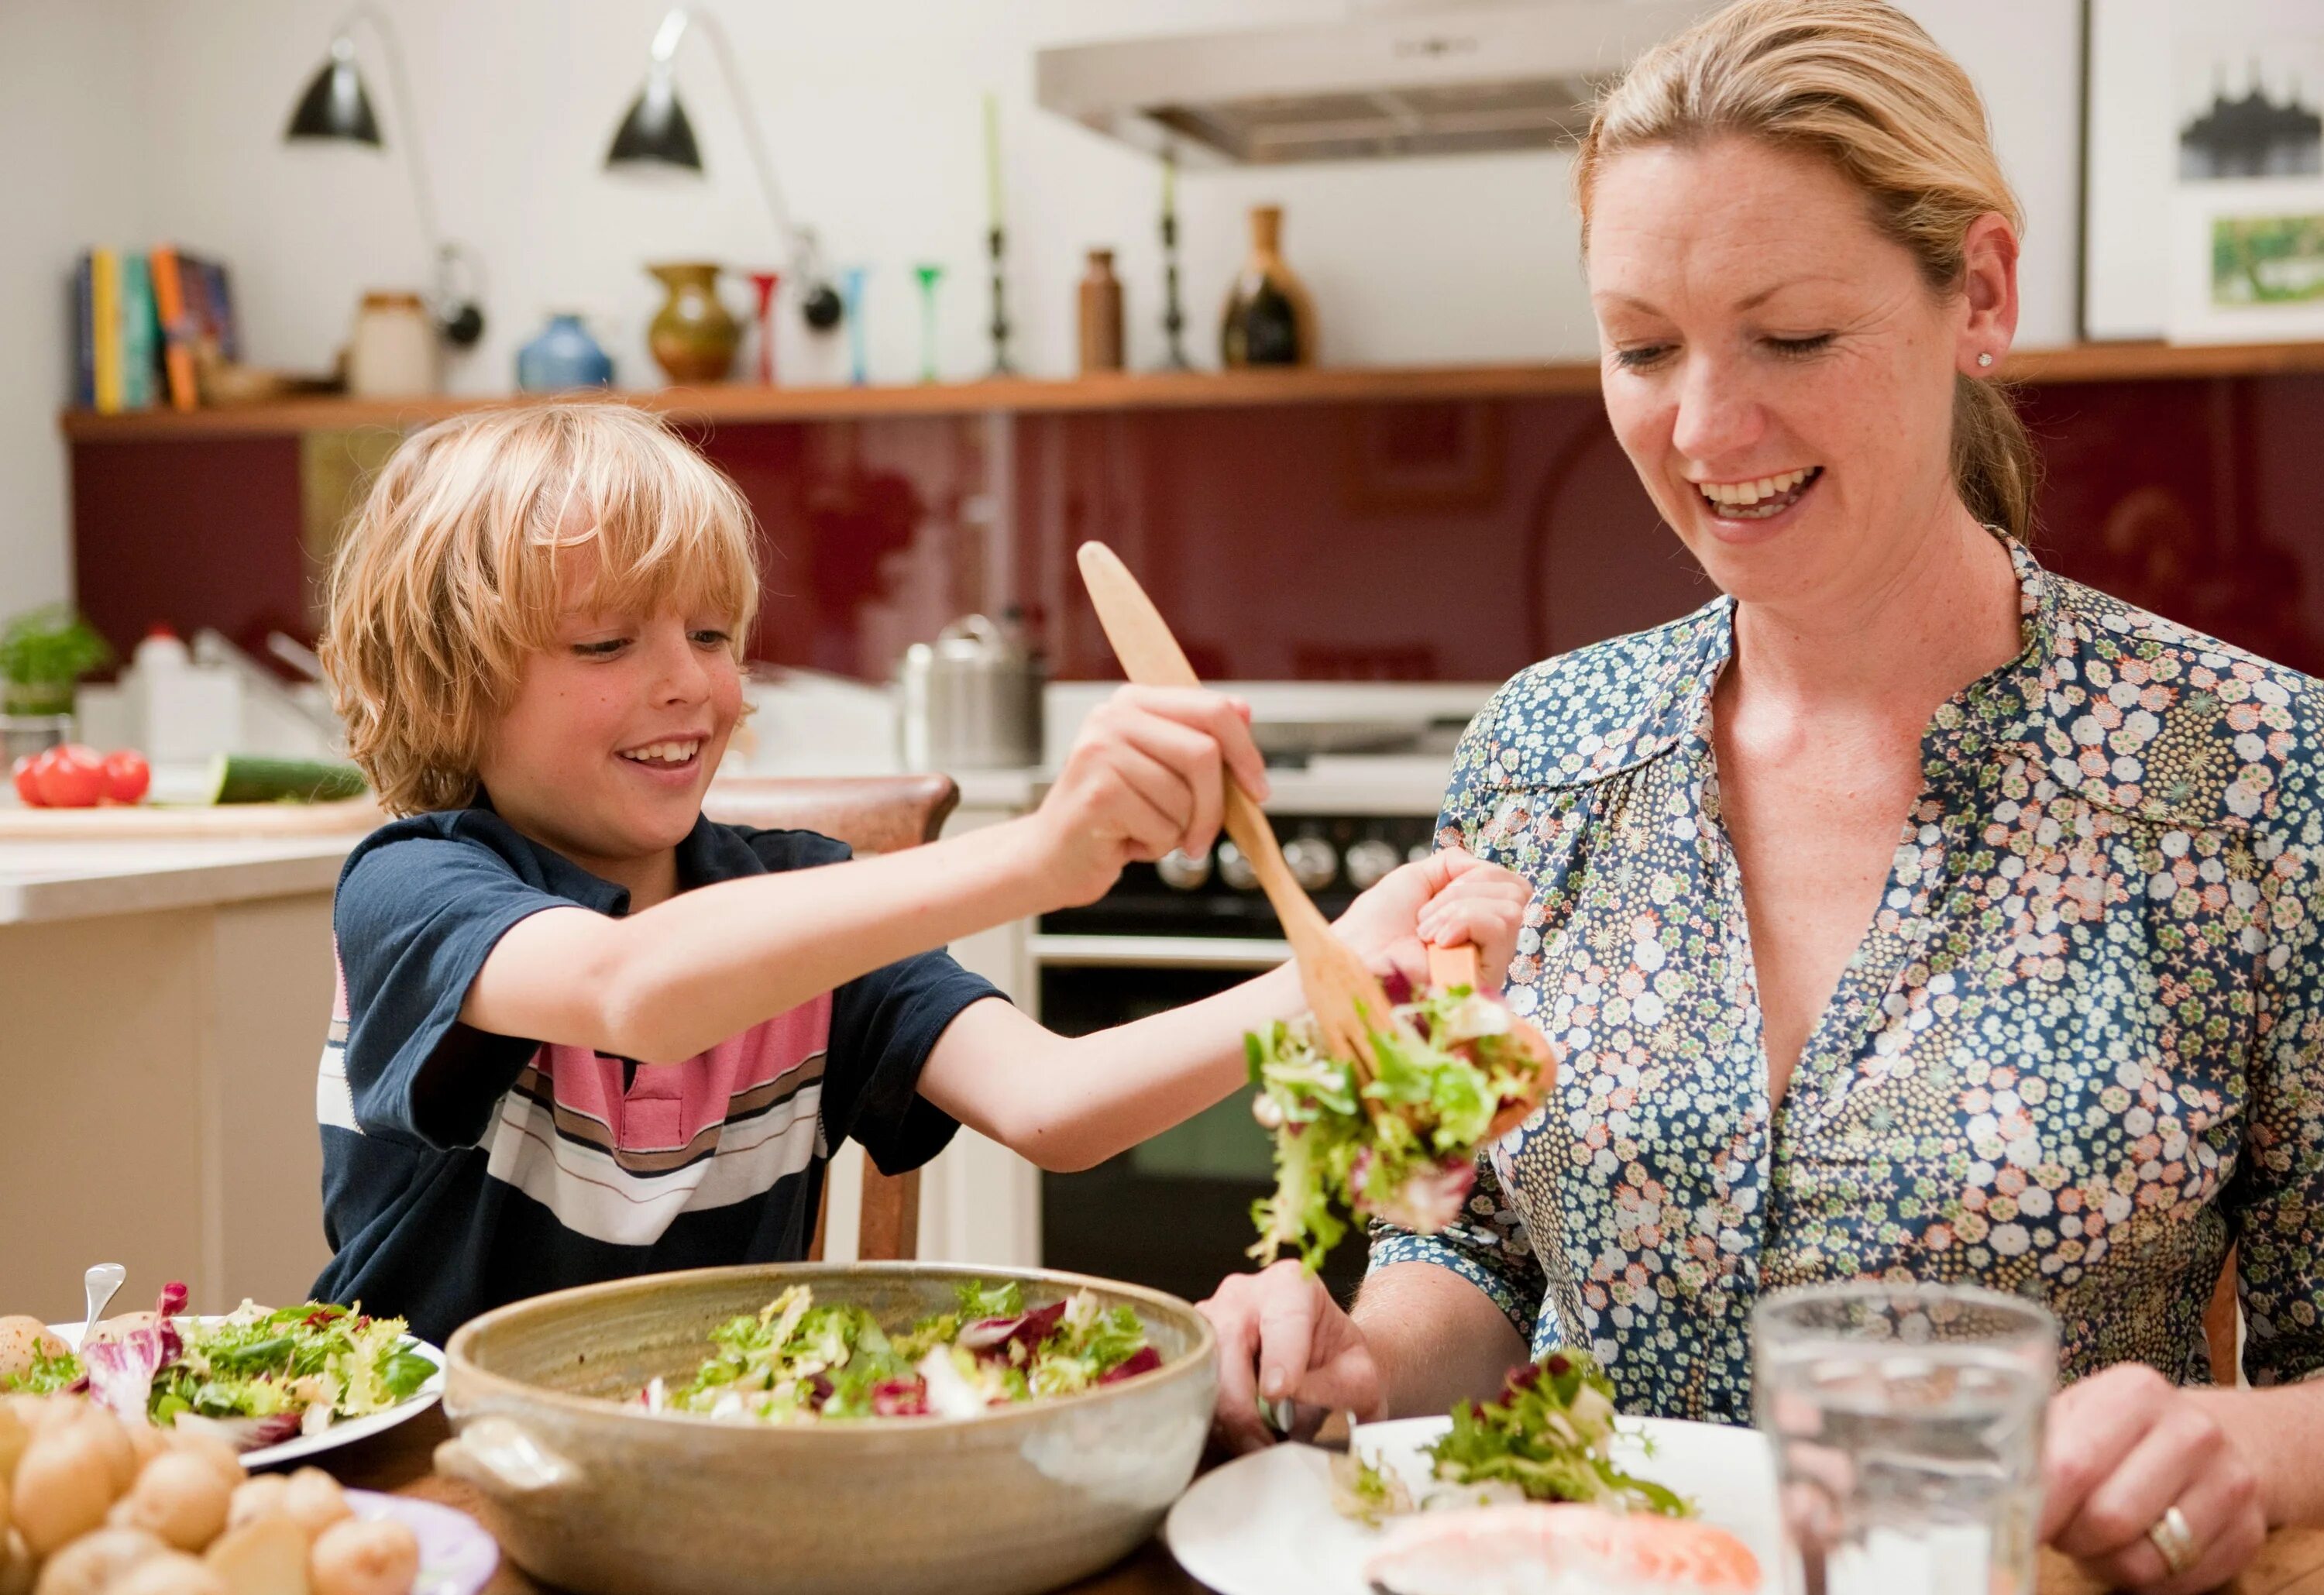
[621,740,700,765]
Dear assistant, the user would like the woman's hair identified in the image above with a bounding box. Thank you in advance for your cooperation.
[321,402,761,815]
[1575,0,2037,539]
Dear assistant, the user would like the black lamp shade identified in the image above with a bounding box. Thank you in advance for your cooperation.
[285,52,382,146]
[607,71,702,172]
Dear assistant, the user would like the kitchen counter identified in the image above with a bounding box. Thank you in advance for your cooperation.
[0,833,358,924]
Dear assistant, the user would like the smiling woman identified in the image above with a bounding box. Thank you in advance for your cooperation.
[1198,5,2324,1594]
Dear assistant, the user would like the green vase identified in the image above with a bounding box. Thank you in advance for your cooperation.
[646,262,741,384]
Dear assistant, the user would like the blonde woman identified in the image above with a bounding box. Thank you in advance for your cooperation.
[1200,3,2324,1589]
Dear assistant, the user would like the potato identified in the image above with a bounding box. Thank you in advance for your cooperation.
[71,1411,138,1496]
[12,1421,124,1555]
[0,1320,65,1383]
[127,1420,170,1473]
[163,1430,246,1494]
[0,1401,27,1486]
[0,1531,29,1595]
[85,1312,159,1347]
[27,1525,167,1595]
[203,1514,311,1595]
[111,1452,232,1552]
[275,1472,349,1539]
[224,1476,288,1532]
[2,1397,77,1442]
[306,1519,417,1595]
[109,1551,230,1595]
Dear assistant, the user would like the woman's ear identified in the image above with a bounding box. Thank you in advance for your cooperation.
[1958,211,2020,376]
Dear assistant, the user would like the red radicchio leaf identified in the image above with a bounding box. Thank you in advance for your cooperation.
[1348,1151,1477,1235]
[804,1374,834,1410]
[156,1281,189,1318]
[869,1377,930,1417]
[1380,968,1415,1005]
[82,1320,184,1428]
[957,1299,1067,1360]
[1098,1346,1163,1385]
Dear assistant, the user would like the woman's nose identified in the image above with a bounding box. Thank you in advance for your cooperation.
[1669,352,1765,465]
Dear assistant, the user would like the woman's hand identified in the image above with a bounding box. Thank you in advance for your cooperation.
[1198,1261,1386,1454]
[1333,847,1533,992]
[2041,1363,2267,1594]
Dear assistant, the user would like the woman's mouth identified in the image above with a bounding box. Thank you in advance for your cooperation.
[1696,466,1823,521]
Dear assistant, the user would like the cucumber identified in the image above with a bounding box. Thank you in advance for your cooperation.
[206,754,369,805]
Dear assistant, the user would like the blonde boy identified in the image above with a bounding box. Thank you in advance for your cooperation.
[313,404,1526,1340]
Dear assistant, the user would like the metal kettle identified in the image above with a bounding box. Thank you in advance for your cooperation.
[897,614,1044,771]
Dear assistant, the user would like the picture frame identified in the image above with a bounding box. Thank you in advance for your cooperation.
[2170,180,2324,342]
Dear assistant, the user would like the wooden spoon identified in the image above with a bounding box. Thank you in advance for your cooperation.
[1077,541,1394,1074]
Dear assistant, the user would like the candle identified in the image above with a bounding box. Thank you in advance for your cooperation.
[983,92,1002,229]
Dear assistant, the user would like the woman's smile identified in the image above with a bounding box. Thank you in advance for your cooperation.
[1689,464,1827,539]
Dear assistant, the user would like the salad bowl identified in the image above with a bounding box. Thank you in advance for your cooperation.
[435,1261,1217,1595]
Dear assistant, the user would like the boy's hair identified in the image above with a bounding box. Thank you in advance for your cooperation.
[321,402,761,816]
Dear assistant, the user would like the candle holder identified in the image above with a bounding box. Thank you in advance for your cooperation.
[748,270,781,385]
[840,266,870,386]
[986,226,1015,377]
[1158,149,1190,371]
[914,263,944,384]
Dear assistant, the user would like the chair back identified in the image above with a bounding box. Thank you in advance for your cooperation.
[702,774,961,1263]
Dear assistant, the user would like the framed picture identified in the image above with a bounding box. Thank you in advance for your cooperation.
[1339,400,1504,515]
[2082,0,2324,340]
[2171,181,2324,341]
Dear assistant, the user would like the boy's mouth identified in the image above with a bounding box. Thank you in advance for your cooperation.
[618,738,703,768]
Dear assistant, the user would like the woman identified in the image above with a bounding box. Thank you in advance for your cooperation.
[1199,3,2324,1591]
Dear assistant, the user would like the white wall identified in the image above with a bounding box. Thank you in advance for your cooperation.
[2,0,2085,617]
[0,1,153,620]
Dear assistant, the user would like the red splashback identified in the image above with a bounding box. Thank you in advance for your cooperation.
[67,375,2324,689]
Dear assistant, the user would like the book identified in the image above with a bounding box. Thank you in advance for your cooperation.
[91,248,122,414]
[118,251,158,410]
[70,253,95,409]
[150,246,198,411]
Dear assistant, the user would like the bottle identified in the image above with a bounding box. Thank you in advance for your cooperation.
[348,291,439,397]
[1078,249,1125,373]
[1220,205,1316,368]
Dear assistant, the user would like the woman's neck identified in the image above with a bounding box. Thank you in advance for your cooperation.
[1724,501,2024,721]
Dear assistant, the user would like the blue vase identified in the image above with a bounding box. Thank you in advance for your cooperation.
[516,314,614,391]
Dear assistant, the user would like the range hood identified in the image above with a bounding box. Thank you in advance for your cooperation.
[1036,0,1712,166]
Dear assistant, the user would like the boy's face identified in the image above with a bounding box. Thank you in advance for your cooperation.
[477,573,744,877]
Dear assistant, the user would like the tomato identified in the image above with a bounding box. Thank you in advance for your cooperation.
[11,753,46,806]
[101,748,150,804]
[33,744,106,808]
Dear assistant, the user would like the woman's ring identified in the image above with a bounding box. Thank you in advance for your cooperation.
[2146,1504,2199,1576]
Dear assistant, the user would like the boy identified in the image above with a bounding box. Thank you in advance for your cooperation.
[313,404,1529,1341]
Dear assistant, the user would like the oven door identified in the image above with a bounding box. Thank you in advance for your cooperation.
[1035,940,1371,1308]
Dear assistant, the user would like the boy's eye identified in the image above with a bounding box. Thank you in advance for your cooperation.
[689,628,733,648]
[572,638,629,658]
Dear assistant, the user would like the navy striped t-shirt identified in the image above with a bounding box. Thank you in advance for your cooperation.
[312,806,1003,1343]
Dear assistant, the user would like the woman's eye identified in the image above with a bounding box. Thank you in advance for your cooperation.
[1766,333,1836,359]
[1612,344,1673,371]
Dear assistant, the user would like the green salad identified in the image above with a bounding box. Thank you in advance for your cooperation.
[0,1285,435,1450]
[1247,974,1555,1272]
[1332,1349,1689,1525]
[642,1279,1162,1421]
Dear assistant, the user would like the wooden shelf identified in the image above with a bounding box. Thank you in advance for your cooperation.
[56,339,2324,442]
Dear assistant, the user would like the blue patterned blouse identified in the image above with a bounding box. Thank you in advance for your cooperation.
[1372,536,2324,1424]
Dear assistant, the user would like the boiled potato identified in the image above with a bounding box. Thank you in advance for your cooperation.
[224,1476,288,1532]
[163,1429,246,1494]
[0,1320,64,1383]
[85,1312,159,1346]
[306,1518,417,1595]
[12,1421,124,1555]
[204,1514,311,1595]
[0,1401,27,1485]
[2,1397,76,1442]
[276,1471,349,1538]
[111,1452,232,1552]
[109,1551,230,1595]
[27,1525,167,1595]
[71,1410,138,1495]
[0,1530,28,1595]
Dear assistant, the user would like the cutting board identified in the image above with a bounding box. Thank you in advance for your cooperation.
[0,796,383,839]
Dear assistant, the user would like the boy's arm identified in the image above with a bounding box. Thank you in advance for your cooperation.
[459,687,1269,1064]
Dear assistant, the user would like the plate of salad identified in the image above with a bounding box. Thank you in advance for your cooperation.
[9,1282,446,1468]
[1165,1351,1779,1595]
[638,1277,1164,1421]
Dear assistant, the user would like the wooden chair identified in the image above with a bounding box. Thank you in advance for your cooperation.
[700,774,961,1263]
[2206,1247,2240,1386]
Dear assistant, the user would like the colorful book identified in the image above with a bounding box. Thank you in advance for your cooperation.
[70,253,95,409]
[150,246,198,411]
[91,249,122,414]
[118,252,158,410]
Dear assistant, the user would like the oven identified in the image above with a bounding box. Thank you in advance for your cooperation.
[1030,682,1486,1308]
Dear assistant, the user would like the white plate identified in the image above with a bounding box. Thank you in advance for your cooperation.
[50,1317,445,1470]
[1164,1415,1785,1595]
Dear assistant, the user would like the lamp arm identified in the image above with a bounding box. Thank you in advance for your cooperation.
[677,8,801,264]
[335,1,442,250]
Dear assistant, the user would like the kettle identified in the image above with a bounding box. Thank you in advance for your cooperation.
[897,614,1044,771]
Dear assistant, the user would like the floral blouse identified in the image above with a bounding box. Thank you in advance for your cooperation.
[1373,535,2324,1424]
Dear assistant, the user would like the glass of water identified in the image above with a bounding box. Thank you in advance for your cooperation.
[1754,1282,2059,1595]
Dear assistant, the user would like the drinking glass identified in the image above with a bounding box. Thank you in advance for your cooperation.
[1754,1281,2058,1595]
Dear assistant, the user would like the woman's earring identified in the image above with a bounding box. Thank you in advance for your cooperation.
[1976,352,1995,368]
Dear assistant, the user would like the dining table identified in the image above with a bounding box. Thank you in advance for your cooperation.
[318,1404,2324,1595]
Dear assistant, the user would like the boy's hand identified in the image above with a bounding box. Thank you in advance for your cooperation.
[1033,686,1270,908]
[1333,846,1532,992]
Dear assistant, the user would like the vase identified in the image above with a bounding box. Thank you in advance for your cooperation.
[515,313,614,391]
[1220,205,1315,368]
[1078,249,1125,373]
[748,272,782,385]
[645,262,740,384]
[348,290,439,397]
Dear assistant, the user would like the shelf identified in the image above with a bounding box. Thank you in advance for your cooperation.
[56,339,2324,442]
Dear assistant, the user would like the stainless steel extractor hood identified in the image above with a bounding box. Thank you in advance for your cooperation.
[1035,0,1713,166]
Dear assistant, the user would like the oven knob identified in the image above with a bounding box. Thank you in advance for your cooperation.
[1344,838,1401,892]
[1156,846,1212,890]
[1283,835,1337,892]
[1217,840,1259,891]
